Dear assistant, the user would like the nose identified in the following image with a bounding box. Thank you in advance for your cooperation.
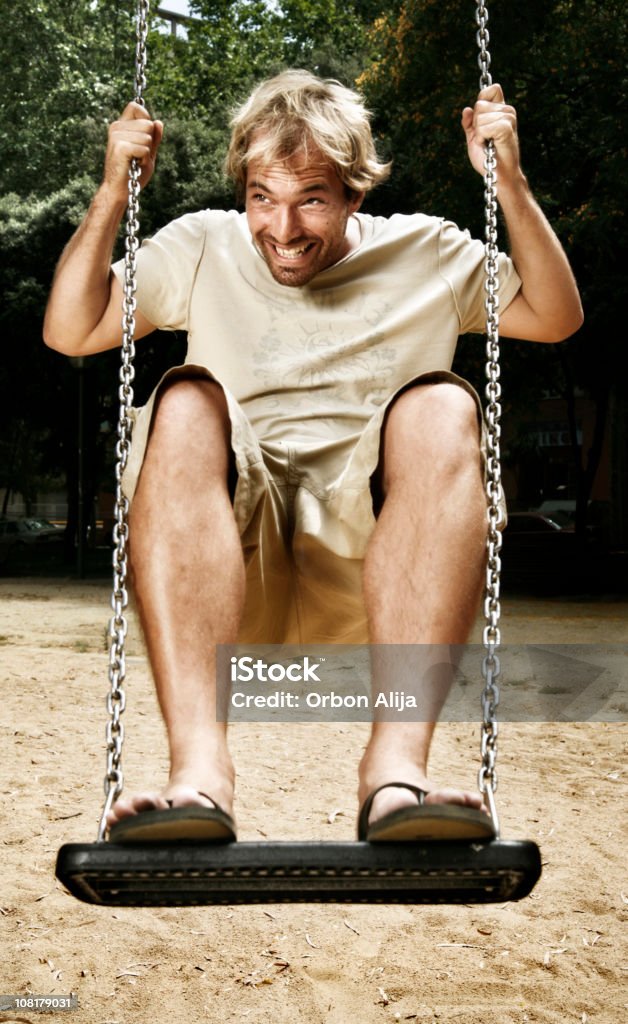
[270,203,304,244]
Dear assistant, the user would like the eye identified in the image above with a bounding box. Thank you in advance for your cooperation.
[304,197,324,206]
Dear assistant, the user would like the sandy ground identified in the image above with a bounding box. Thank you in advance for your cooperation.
[1,578,627,1024]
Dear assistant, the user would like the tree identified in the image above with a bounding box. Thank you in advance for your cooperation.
[0,0,386,535]
[361,0,628,543]
[0,0,136,197]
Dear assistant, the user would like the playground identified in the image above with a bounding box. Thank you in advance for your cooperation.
[1,578,626,1023]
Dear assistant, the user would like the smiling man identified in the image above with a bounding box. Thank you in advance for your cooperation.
[44,70,582,845]
[245,153,363,286]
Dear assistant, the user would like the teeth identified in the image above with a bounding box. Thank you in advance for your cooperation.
[275,244,309,259]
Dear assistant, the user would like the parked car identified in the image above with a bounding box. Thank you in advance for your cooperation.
[505,512,563,534]
[534,500,576,528]
[0,517,64,567]
[501,511,576,585]
[534,500,612,542]
[500,510,602,590]
[0,517,63,543]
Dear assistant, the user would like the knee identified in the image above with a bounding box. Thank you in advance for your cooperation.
[388,383,479,449]
[381,383,482,485]
[152,377,230,446]
[393,381,478,428]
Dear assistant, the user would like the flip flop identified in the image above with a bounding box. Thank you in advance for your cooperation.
[108,791,237,844]
[358,782,496,842]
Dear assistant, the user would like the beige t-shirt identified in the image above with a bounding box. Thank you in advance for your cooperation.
[112,209,520,448]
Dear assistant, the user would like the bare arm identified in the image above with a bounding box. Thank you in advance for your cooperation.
[43,102,163,355]
[461,85,583,343]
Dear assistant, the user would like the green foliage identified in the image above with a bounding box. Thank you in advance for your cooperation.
[0,0,383,511]
[148,0,372,127]
[0,0,135,197]
[361,0,627,331]
[1,0,624,534]
[361,0,627,528]
[0,181,100,502]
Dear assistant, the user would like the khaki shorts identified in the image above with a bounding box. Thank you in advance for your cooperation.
[123,366,499,644]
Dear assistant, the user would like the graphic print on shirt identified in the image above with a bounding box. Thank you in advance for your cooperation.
[251,290,399,417]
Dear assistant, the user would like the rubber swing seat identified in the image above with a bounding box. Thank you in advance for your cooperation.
[56,838,541,906]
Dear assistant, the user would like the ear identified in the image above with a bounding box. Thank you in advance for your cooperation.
[349,191,365,214]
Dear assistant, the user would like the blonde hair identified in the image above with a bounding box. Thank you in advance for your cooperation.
[225,69,391,198]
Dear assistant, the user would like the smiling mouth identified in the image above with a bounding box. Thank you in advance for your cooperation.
[271,242,315,260]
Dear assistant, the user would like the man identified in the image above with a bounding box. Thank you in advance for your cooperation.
[44,70,582,844]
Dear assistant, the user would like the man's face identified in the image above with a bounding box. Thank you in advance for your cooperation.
[245,145,363,287]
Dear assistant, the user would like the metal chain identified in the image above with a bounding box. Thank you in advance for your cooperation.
[97,0,150,842]
[93,1,502,840]
[475,0,502,835]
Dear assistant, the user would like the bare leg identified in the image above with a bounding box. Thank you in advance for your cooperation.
[360,383,488,826]
[107,378,245,827]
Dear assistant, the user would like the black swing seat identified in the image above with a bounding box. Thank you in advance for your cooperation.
[56,838,541,906]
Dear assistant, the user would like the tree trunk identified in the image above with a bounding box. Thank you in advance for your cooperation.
[561,350,609,541]
[610,382,628,550]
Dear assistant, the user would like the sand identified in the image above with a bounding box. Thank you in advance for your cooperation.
[1,578,626,1024]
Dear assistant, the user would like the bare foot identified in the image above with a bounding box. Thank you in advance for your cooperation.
[105,781,234,829]
[362,781,487,828]
[358,741,487,827]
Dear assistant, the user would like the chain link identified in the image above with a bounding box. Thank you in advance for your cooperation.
[94,0,502,839]
[475,0,502,835]
[97,0,150,842]
[475,0,492,90]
